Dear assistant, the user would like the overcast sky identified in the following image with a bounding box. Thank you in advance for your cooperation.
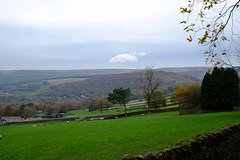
[0,0,208,70]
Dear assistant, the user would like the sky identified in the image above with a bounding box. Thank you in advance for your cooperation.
[0,0,208,70]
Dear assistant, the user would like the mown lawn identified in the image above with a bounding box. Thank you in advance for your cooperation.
[0,111,240,160]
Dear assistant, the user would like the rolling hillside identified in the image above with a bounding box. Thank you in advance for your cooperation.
[0,67,208,105]
[40,70,203,99]
[158,67,208,80]
[0,69,137,85]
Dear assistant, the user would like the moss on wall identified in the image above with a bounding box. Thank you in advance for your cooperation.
[121,122,240,160]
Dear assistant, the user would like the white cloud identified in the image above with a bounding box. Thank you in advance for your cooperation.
[109,52,146,63]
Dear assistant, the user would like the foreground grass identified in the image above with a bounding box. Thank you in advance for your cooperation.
[0,111,240,160]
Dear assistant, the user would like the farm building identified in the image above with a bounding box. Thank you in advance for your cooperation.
[33,113,68,119]
[0,117,6,124]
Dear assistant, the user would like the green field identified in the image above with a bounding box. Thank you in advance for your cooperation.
[68,104,178,119]
[68,106,146,118]
[0,111,240,160]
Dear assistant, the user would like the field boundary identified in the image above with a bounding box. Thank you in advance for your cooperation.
[121,122,240,160]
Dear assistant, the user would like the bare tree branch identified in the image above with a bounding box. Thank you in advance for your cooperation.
[180,0,240,67]
[139,66,160,113]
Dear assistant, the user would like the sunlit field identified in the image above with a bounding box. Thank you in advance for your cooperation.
[0,111,240,160]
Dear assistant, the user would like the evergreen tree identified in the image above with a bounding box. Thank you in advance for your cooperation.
[201,67,239,109]
[107,88,132,117]
[201,72,212,109]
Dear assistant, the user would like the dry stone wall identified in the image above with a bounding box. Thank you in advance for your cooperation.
[121,122,240,160]
[179,108,235,115]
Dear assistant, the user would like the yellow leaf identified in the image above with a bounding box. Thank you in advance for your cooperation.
[180,21,186,24]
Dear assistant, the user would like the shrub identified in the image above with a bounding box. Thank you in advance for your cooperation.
[174,83,201,109]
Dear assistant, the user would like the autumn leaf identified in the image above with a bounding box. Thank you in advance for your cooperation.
[180,21,186,24]
[204,51,209,54]
[187,36,192,42]
[221,36,227,41]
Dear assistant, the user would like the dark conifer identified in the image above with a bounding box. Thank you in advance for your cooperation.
[201,67,239,109]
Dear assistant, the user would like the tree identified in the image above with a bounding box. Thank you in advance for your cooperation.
[93,99,104,113]
[107,88,132,117]
[201,67,239,109]
[167,86,174,93]
[10,105,20,116]
[150,90,166,110]
[139,66,160,113]
[23,106,35,119]
[19,104,26,117]
[174,83,201,109]
[174,84,190,107]
[180,0,240,67]
[45,102,60,115]
[201,72,212,108]
[93,99,112,113]
[184,83,201,109]
[0,105,5,116]
[103,100,113,111]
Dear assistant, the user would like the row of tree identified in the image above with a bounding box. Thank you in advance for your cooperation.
[0,101,88,118]
[201,67,239,109]
[174,67,239,110]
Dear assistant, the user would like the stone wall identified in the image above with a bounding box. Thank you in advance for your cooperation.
[179,108,235,115]
[1,116,24,122]
[121,122,240,160]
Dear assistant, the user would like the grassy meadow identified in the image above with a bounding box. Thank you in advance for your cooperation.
[0,111,240,160]
[68,106,146,118]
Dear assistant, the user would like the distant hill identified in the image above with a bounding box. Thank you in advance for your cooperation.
[0,67,208,105]
[0,70,15,75]
[157,67,208,80]
[40,69,202,100]
[0,69,137,85]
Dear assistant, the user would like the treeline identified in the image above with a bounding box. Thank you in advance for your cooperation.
[174,67,240,110]
[0,101,89,118]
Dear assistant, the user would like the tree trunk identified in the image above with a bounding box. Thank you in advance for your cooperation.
[124,103,127,117]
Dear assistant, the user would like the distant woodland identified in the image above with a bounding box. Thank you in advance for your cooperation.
[41,71,199,98]
[0,67,208,105]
